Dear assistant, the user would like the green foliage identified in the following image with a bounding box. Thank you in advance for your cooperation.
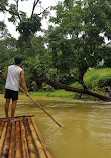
[45,68,58,79]
[0,21,6,31]
[46,26,75,72]
[71,68,111,92]
[0,36,18,92]
[70,68,80,81]
[83,68,111,90]
[0,37,17,69]
[0,0,8,12]
[8,4,17,23]
[46,90,75,98]
[85,73,100,90]
[17,14,41,36]
[56,73,74,85]
[101,45,111,68]
[45,68,74,85]
[64,0,73,6]
[17,36,51,90]
[47,0,111,83]
[0,21,11,39]
[98,74,111,88]
[71,82,83,89]
[42,83,54,91]
[30,81,39,91]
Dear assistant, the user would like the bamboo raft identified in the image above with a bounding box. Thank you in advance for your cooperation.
[0,115,52,158]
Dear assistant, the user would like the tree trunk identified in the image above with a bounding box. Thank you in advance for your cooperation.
[26,36,35,58]
[38,75,111,101]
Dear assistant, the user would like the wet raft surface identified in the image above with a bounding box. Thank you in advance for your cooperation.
[0,115,52,158]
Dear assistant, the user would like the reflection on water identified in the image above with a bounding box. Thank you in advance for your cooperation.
[0,94,111,158]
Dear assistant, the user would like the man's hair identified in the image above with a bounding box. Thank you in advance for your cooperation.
[14,57,22,64]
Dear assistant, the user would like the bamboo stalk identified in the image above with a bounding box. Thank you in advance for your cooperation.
[1,122,11,158]
[0,121,5,139]
[28,117,46,158]
[20,118,29,158]
[24,117,36,158]
[0,122,8,156]
[9,122,15,158]
[0,120,2,126]
[31,117,52,158]
[15,120,22,158]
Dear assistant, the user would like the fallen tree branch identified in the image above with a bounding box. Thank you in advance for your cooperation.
[38,75,111,101]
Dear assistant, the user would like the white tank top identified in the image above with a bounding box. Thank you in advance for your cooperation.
[5,65,23,91]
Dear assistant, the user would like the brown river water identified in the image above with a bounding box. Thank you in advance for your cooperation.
[0,94,111,158]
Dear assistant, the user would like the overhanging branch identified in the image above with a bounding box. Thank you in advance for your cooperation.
[38,75,111,101]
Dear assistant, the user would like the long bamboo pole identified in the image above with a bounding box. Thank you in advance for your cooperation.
[0,121,5,139]
[15,120,22,158]
[9,122,15,158]
[28,117,46,158]
[31,117,52,158]
[20,118,29,158]
[0,120,1,132]
[0,122,8,156]
[19,87,62,128]
[24,117,37,158]
[1,122,11,158]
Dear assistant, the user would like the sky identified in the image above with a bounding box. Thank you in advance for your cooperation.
[0,0,63,39]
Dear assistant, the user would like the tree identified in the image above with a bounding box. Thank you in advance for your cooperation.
[0,0,50,91]
[0,0,49,56]
[44,0,111,85]
[40,0,111,101]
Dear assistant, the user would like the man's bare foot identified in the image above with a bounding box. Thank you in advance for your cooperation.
[3,118,9,122]
[10,118,19,122]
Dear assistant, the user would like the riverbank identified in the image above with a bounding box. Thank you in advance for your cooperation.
[28,90,104,101]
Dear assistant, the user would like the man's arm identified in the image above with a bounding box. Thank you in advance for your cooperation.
[20,70,29,96]
[4,69,8,80]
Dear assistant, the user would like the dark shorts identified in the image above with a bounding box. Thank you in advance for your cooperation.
[4,89,18,100]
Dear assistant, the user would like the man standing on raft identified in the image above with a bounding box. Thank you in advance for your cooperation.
[4,57,29,122]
